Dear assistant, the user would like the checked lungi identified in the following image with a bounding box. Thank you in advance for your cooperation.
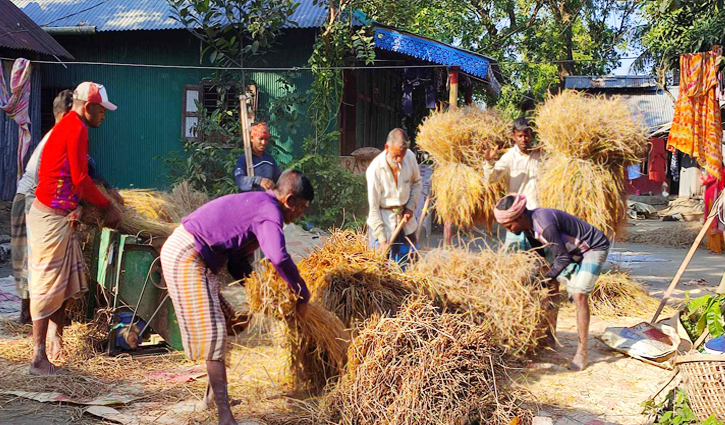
[160,225,229,361]
[10,193,29,299]
[26,200,87,320]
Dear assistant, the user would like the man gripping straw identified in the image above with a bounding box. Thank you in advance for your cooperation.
[28,82,122,375]
[494,194,610,371]
[483,117,542,250]
[160,169,313,425]
[366,128,422,264]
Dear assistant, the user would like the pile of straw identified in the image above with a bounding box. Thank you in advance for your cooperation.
[409,246,549,357]
[244,230,425,392]
[159,181,209,223]
[535,91,648,236]
[314,297,532,425]
[416,107,511,230]
[621,222,704,248]
[588,269,674,317]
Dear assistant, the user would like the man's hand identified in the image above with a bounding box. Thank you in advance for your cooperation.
[482,146,500,162]
[259,177,275,190]
[109,189,125,205]
[401,208,414,223]
[378,240,389,253]
[296,300,308,317]
[104,204,123,229]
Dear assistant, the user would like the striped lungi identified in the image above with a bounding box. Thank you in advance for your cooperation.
[160,225,227,361]
[10,193,28,299]
[26,200,87,320]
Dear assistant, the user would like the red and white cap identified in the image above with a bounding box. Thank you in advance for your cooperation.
[73,81,117,111]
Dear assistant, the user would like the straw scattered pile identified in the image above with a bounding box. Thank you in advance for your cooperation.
[244,230,426,392]
[588,269,675,317]
[535,91,648,237]
[409,246,549,357]
[416,107,511,230]
[621,222,704,248]
[313,297,532,425]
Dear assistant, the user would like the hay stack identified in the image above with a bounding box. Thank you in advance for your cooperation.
[416,107,511,231]
[315,297,531,425]
[535,91,648,236]
[244,230,425,393]
[409,246,549,357]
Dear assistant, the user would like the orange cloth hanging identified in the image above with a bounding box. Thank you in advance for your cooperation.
[667,52,723,180]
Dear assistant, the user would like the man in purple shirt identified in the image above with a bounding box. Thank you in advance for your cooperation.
[160,169,313,425]
[494,194,610,372]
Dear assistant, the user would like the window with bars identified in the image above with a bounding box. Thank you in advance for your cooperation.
[182,84,258,141]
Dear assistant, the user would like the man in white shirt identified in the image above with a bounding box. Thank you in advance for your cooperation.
[366,129,422,264]
[482,117,543,249]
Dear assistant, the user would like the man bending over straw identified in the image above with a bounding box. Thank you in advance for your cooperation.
[494,194,610,371]
[482,117,542,250]
[366,128,422,264]
[160,169,313,425]
[28,82,122,375]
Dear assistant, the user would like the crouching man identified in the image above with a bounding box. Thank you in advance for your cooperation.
[160,170,313,425]
[494,194,610,371]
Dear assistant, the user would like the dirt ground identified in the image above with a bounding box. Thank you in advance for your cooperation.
[0,218,722,424]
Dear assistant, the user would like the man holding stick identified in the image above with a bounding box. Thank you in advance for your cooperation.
[366,128,422,264]
[494,194,610,371]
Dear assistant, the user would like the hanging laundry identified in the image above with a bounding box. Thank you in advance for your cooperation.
[667,51,723,180]
[0,58,32,181]
[648,138,668,182]
[669,150,680,182]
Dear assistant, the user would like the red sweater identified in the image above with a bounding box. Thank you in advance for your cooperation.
[36,111,110,211]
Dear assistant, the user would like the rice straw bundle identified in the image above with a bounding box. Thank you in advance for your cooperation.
[430,162,506,230]
[588,269,675,317]
[159,181,209,223]
[117,189,169,220]
[409,246,549,357]
[315,297,532,425]
[535,91,648,237]
[416,106,512,231]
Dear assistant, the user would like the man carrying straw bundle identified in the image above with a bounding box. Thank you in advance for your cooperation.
[160,170,313,425]
[482,117,542,250]
[494,194,610,371]
[366,128,422,264]
[27,82,122,375]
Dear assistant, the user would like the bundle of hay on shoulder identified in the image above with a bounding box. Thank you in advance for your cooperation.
[416,106,512,231]
[535,91,648,237]
[409,246,549,357]
[314,297,532,425]
[244,230,424,393]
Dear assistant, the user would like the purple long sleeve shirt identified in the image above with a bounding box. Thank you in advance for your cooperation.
[181,190,309,302]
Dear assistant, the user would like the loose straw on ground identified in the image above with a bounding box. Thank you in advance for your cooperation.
[587,268,677,317]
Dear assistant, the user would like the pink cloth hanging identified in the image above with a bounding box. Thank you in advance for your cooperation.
[0,58,32,181]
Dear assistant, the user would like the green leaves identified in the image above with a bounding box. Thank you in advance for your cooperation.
[642,388,721,425]
[681,294,725,340]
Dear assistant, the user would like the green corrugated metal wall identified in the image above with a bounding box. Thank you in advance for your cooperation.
[42,29,316,189]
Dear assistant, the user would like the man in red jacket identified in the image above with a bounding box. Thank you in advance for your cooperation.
[27,81,122,375]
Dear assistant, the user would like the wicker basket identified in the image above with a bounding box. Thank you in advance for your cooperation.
[675,354,725,421]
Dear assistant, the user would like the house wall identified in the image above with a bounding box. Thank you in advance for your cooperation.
[41,29,316,189]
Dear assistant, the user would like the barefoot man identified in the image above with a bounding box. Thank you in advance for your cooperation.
[27,82,122,374]
[493,194,610,371]
[160,169,313,425]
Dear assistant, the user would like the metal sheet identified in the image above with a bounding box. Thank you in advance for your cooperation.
[0,0,73,58]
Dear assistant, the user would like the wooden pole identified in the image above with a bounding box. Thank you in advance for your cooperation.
[239,95,254,178]
[444,67,459,246]
[650,196,724,323]
[415,195,431,240]
[384,216,409,256]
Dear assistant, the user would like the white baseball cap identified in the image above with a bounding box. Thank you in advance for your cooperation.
[73,81,117,111]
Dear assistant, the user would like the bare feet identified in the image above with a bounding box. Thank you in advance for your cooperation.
[29,359,67,376]
[569,350,588,371]
[47,335,63,362]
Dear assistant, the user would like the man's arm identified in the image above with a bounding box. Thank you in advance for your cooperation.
[482,153,510,183]
[540,225,575,280]
[366,168,386,244]
[234,154,262,192]
[67,125,110,208]
[256,220,309,303]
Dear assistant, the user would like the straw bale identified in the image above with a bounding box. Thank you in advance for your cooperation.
[538,156,628,236]
[409,246,549,357]
[416,106,511,169]
[315,297,532,425]
[430,162,505,230]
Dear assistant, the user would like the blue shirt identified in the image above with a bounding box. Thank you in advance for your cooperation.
[234,151,281,192]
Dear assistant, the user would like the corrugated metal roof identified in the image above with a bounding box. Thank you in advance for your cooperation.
[11,0,331,31]
[0,0,73,58]
[621,87,679,131]
[565,75,658,90]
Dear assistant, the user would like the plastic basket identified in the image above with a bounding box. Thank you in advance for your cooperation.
[675,354,725,421]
